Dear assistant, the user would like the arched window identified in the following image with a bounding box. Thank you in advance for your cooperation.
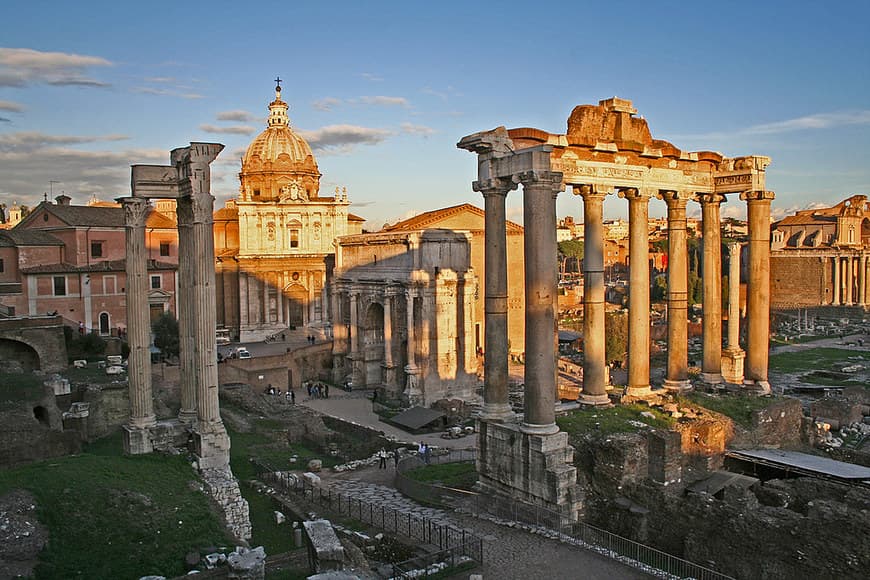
[99,312,110,335]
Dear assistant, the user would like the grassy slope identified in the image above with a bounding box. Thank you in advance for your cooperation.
[0,433,231,580]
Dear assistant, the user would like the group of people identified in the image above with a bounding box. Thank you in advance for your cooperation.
[377,447,400,469]
[417,442,432,464]
[264,384,296,404]
[304,381,329,399]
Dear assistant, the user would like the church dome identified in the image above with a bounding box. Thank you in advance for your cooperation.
[239,82,321,202]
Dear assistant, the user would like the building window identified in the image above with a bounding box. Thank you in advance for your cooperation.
[253,189,260,197]
[0,258,4,273]
[90,241,103,258]
[53,276,66,296]
[159,242,170,257]
[151,275,161,289]
[290,230,299,248]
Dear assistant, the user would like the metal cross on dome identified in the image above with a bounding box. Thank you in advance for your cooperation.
[274,77,282,89]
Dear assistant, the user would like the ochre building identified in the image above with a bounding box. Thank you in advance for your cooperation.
[214,84,363,341]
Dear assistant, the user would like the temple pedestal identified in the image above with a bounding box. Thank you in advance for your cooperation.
[193,423,232,470]
[476,420,582,522]
[122,424,154,455]
[721,347,745,385]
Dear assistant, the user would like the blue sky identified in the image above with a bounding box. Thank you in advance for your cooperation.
[1,0,868,226]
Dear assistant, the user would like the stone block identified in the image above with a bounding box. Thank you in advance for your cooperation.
[307,458,323,472]
[303,519,345,571]
[226,546,266,579]
[43,375,70,396]
[123,424,153,455]
[303,472,321,486]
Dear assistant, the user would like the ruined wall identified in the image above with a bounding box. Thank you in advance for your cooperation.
[771,254,828,307]
[80,384,130,440]
[731,398,804,449]
[0,386,81,467]
[219,344,333,391]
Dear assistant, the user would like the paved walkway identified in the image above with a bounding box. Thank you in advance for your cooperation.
[323,465,653,580]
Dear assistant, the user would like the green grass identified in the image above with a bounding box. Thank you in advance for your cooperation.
[768,347,863,374]
[0,432,231,580]
[404,462,478,490]
[684,392,786,428]
[556,404,674,436]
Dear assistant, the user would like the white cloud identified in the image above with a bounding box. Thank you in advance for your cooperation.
[358,95,409,108]
[0,99,23,113]
[0,131,128,151]
[299,124,392,153]
[359,72,384,82]
[400,122,435,136]
[0,47,111,88]
[216,110,258,122]
[674,110,870,142]
[131,86,204,99]
[312,97,342,111]
[199,124,256,135]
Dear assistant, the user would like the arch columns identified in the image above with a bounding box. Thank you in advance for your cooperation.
[382,287,397,388]
[620,187,653,397]
[721,242,745,384]
[833,257,841,305]
[698,193,725,385]
[659,190,693,392]
[518,170,564,434]
[572,184,611,405]
[741,190,775,394]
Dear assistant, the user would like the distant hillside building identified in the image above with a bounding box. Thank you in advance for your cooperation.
[213,83,364,341]
[0,195,179,334]
[771,194,870,307]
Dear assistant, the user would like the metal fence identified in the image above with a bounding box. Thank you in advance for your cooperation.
[265,471,484,566]
[391,545,476,579]
[394,449,478,507]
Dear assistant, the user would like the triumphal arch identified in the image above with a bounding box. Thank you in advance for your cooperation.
[459,97,774,519]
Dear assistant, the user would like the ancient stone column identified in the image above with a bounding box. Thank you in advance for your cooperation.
[176,196,197,424]
[404,287,420,399]
[659,190,692,392]
[122,197,157,437]
[860,256,867,307]
[722,242,745,384]
[833,257,841,305]
[620,188,652,397]
[382,288,396,387]
[574,184,610,405]
[476,177,516,421]
[331,285,347,382]
[845,257,854,305]
[348,288,362,387]
[519,171,562,433]
[698,193,725,384]
[741,190,775,393]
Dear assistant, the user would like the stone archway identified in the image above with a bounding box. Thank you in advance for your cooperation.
[0,338,41,373]
[284,283,307,329]
[363,302,385,387]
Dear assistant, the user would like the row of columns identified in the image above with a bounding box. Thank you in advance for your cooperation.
[830,255,870,306]
[477,178,775,427]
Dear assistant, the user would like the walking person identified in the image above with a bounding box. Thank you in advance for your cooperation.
[324,383,329,399]
[423,443,431,465]
[393,448,400,469]
[378,448,387,469]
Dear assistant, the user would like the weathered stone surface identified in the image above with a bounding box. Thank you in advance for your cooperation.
[226,546,265,579]
[303,519,345,571]
[0,490,48,580]
[201,467,252,541]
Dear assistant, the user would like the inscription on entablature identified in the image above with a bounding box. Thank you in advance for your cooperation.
[714,174,752,187]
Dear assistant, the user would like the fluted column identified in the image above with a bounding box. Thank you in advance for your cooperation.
[573,184,610,405]
[833,257,841,305]
[741,190,775,393]
[845,257,854,304]
[348,288,362,387]
[476,177,517,421]
[860,256,867,307]
[122,197,157,432]
[404,287,421,400]
[331,285,347,382]
[727,243,742,350]
[176,197,197,424]
[620,188,652,397]
[382,288,396,387]
[190,193,222,426]
[659,190,692,392]
[698,193,725,384]
[519,171,562,434]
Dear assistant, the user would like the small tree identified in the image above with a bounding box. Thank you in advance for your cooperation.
[604,311,628,364]
[152,312,180,359]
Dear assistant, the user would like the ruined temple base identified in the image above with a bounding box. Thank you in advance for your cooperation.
[476,420,582,522]
[201,466,252,542]
[721,348,745,385]
[193,422,232,470]
[122,424,154,455]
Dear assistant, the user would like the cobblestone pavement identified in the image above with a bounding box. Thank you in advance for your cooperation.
[324,468,653,580]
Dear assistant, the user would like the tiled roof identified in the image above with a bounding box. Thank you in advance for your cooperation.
[20,259,176,274]
[19,203,176,229]
[383,203,523,233]
[0,229,63,247]
[347,213,366,222]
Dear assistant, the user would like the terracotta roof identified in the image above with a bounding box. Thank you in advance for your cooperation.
[214,206,239,220]
[0,229,64,247]
[20,258,177,274]
[383,203,523,233]
[18,203,176,229]
[347,213,366,222]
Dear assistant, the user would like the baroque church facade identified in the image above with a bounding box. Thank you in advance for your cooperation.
[214,83,363,341]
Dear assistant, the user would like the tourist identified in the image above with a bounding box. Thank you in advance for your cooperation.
[378,448,387,469]
[78,321,84,335]
[423,444,431,465]
[393,448,400,469]
[290,390,296,404]
[324,383,329,398]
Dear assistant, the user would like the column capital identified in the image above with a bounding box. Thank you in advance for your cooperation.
[121,197,150,228]
[740,190,776,203]
[514,170,564,193]
[656,189,693,207]
[570,183,611,200]
[190,193,215,224]
[695,192,727,206]
[473,177,518,196]
[176,195,193,225]
[618,187,653,202]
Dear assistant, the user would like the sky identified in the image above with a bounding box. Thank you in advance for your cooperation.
[1,0,868,227]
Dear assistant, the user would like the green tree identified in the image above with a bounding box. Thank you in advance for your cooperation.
[651,274,668,302]
[152,312,180,358]
[558,239,584,276]
[604,311,628,364]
